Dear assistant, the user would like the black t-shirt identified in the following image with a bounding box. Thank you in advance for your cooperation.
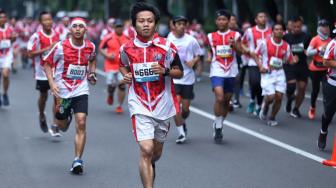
[283,32,311,66]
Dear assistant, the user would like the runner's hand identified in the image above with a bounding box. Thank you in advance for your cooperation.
[88,72,97,85]
[51,83,60,97]
[259,66,268,74]
[122,72,133,84]
[292,55,299,64]
[151,63,165,75]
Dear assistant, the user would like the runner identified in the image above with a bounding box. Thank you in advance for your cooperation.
[99,19,129,113]
[191,23,207,82]
[306,19,331,120]
[43,17,97,174]
[27,11,60,135]
[167,15,202,144]
[55,16,70,41]
[207,9,244,142]
[242,11,272,116]
[100,18,115,40]
[317,30,336,150]
[119,2,183,187]
[252,23,298,126]
[283,16,311,118]
[0,10,16,107]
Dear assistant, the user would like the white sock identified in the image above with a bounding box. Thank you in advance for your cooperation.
[177,126,185,136]
[215,116,223,129]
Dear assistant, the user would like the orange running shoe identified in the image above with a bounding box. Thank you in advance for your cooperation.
[107,95,113,105]
[308,107,316,120]
[115,106,123,114]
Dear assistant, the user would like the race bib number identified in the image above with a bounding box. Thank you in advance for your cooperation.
[0,40,11,49]
[269,56,283,69]
[133,62,159,82]
[291,43,304,53]
[216,45,233,58]
[66,64,86,80]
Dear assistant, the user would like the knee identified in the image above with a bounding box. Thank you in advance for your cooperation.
[141,145,154,159]
[76,118,86,132]
[216,95,225,103]
[275,93,283,102]
[286,83,296,95]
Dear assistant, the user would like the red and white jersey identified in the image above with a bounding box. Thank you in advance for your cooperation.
[0,24,14,57]
[120,34,180,120]
[207,30,241,78]
[27,30,60,80]
[242,26,272,66]
[255,37,293,70]
[123,26,136,39]
[323,39,336,86]
[190,30,208,55]
[43,38,96,98]
[55,24,69,41]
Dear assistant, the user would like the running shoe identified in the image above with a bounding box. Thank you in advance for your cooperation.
[290,108,302,118]
[308,107,316,120]
[39,113,48,133]
[183,123,187,136]
[115,106,123,114]
[213,128,223,143]
[247,101,255,114]
[49,124,61,137]
[253,106,261,117]
[317,132,327,150]
[70,159,84,175]
[267,118,278,127]
[107,95,113,105]
[233,100,242,108]
[3,94,9,106]
[259,104,268,121]
[176,134,186,144]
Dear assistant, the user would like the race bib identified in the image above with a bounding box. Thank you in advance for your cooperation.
[330,68,336,78]
[269,56,283,69]
[0,40,11,49]
[291,43,304,53]
[66,64,86,80]
[216,45,233,58]
[133,62,159,82]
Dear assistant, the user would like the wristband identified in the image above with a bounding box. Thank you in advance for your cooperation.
[163,68,170,76]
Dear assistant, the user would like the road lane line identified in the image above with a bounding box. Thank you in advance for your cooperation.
[189,106,325,164]
[96,68,325,164]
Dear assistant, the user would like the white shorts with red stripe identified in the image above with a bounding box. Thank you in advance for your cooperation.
[131,114,171,143]
[0,50,13,69]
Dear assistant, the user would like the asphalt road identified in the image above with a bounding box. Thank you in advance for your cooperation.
[0,62,335,188]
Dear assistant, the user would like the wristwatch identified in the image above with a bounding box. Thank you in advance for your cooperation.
[163,68,170,76]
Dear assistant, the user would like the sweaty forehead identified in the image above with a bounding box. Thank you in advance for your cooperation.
[136,11,155,20]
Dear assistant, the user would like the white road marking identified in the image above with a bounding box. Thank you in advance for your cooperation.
[189,106,325,164]
[96,68,326,164]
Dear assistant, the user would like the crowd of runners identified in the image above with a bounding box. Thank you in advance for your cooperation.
[0,2,336,188]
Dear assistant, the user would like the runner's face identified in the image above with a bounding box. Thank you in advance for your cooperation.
[115,26,124,35]
[174,21,186,35]
[292,21,302,35]
[273,25,283,39]
[40,14,53,31]
[70,24,86,39]
[229,16,237,29]
[256,13,266,26]
[216,16,229,31]
[320,26,330,36]
[0,13,7,26]
[135,11,156,39]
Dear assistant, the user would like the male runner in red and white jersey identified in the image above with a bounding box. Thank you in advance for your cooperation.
[167,16,202,144]
[99,19,129,113]
[27,11,60,135]
[242,11,272,116]
[55,16,70,41]
[306,19,331,120]
[43,17,97,175]
[0,10,16,107]
[253,23,298,126]
[120,3,183,188]
[317,35,336,150]
[207,9,245,143]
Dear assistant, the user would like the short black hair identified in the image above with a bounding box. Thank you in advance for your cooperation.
[39,11,52,21]
[0,10,6,16]
[292,16,304,23]
[130,2,160,27]
[272,22,284,31]
[215,9,231,19]
[255,11,266,18]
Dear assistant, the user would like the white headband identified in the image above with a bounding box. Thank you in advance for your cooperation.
[70,19,87,28]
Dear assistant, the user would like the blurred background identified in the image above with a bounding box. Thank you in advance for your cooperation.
[1,0,336,34]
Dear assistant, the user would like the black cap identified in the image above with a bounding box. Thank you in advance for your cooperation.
[173,16,188,24]
[318,19,329,27]
[215,9,231,19]
[114,19,123,27]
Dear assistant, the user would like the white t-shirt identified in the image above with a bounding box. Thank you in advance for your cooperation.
[167,33,202,85]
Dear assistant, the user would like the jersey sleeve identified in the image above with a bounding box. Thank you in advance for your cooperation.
[308,37,317,49]
[42,41,62,66]
[27,33,39,51]
[234,31,241,42]
[323,41,336,60]
[119,45,129,67]
[255,40,266,56]
[285,44,294,62]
